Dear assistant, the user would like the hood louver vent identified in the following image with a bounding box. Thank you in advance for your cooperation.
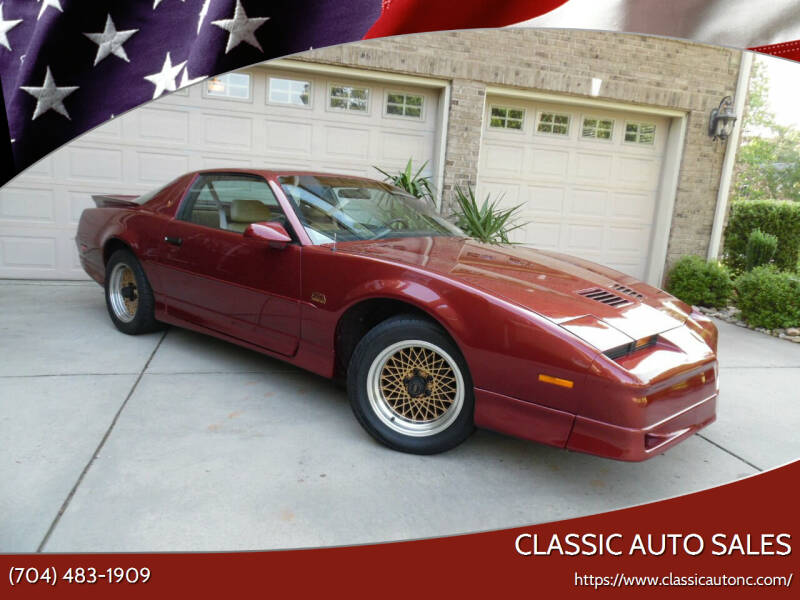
[611,283,644,300]
[577,287,633,308]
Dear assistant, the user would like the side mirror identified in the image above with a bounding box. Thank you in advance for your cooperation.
[243,222,292,249]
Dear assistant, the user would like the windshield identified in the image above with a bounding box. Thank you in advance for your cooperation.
[277,175,463,244]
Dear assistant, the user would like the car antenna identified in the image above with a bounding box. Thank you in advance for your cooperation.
[332,232,337,252]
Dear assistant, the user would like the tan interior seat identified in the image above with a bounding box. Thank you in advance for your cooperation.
[227,199,273,233]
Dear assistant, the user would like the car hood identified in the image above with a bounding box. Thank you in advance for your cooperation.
[336,236,690,352]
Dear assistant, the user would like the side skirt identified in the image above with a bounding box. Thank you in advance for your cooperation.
[155,309,335,379]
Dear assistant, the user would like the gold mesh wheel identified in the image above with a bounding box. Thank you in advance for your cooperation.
[367,340,465,437]
[108,263,139,323]
[379,346,458,422]
[120,267,139,316]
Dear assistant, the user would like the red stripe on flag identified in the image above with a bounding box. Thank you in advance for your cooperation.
[365,0,568,38]
[751,40,800,62]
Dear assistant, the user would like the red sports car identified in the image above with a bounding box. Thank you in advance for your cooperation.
[76,169,718,460]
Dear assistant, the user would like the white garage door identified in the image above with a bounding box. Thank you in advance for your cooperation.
[0,67,439,279]
[477,96,668,280]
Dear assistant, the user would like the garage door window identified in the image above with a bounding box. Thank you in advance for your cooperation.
[624,121,656,145]
[329,84,369,113]
[581,117,614,141]
[269,77,311,107]
[385,92,424,119]
[204,73,251,101]
[489,106,524,130]
[536,112,570,136]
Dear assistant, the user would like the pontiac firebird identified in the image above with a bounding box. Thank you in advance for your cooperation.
[76,169,718,459]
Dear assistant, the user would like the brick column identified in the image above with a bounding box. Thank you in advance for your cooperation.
[440,79,487,214]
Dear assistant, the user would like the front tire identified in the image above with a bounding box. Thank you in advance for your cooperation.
[347,315,475,454]
[105,248,160,335]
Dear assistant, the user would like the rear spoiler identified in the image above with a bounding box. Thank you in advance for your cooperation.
[92,194,140,208]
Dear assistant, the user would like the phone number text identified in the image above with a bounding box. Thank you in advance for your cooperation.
[9,566,151,586]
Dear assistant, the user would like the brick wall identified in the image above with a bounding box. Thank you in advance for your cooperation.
[292,29,743,269]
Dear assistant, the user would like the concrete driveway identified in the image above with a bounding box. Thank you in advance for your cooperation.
[1,280,798,552]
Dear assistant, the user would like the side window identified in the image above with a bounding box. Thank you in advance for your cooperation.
[179,174,287,234]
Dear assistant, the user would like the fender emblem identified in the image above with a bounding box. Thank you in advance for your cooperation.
[311,292,327,305]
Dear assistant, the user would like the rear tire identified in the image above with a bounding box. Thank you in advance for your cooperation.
[105,248,160,335]
[347,315,475,454]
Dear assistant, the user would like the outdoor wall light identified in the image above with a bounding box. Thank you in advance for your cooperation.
[709,96,737,141]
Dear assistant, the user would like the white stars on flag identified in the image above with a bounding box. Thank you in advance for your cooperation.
[153,0,186,10]
[212,0,269,53]
[5,0,345,182]
[0,3,22,51]
[144,52,187,99]
[20,66,79,120]
[84,15,138,66]
[179,66,205,89]
[37,0,62,21]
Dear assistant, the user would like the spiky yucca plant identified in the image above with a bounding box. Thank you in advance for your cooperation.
[374,158,435,204]
[451,185,527,245]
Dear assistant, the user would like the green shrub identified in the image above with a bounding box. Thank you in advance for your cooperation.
[374,158,435,205]
[744,229,778,270]
[450,185,527,244]
[666,256,734,308]
[734,266,800,329]
[723,200,800,273]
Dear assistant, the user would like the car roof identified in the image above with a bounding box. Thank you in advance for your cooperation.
[192,167,382,183]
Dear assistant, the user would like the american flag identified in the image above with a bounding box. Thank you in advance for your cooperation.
[0,0,565,188]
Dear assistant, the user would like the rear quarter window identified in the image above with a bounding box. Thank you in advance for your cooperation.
[134,178,179,205]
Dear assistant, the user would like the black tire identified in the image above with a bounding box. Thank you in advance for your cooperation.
[104,248,161,335]
[347,315,475,454]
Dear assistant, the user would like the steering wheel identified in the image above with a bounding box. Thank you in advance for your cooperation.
[299,199,363,238]
[372,217,410,239]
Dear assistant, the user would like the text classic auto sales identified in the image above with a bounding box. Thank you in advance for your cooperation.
[514,533,792,556]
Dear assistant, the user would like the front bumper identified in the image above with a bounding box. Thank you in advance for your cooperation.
[566,392,717,461]
[474,352,719,462]
[474,386,717,462]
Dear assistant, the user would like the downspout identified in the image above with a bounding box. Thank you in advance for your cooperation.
[434,84,451,212]
[707,50,754,261]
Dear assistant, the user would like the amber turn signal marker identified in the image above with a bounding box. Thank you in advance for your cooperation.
[538,374,574,389]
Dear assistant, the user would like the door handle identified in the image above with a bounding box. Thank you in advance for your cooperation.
[164,236,183,246]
